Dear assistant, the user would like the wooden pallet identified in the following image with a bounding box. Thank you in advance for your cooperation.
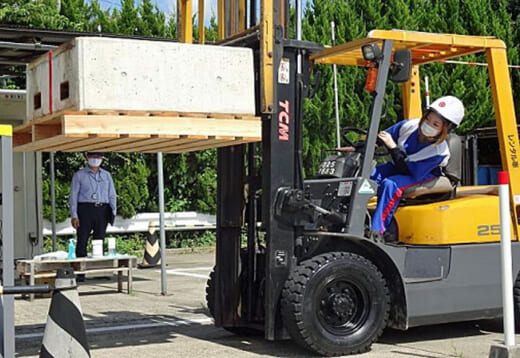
[13,109,261,153]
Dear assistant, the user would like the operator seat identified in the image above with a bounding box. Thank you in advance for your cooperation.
[402,134,462,200]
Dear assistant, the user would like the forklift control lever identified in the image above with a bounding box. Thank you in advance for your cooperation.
[274,187,347,226]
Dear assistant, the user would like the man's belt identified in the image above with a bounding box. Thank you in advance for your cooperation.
[78,202,109,208]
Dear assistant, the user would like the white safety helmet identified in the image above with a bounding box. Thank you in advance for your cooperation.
[428,95,465,127]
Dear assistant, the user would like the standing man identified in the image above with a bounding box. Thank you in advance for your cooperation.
[69,152,117,264]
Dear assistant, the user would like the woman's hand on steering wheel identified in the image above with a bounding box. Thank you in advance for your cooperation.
[339,127,390,157]
[377,131,397,149]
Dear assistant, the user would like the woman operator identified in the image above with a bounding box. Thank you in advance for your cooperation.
[370,95,464,234]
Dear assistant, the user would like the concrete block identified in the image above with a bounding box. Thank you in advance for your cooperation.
[489,344,520,358]
[27,37,255,120]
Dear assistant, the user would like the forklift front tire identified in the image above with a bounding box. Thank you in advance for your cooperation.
[205,268,262,336]
[281,252,390,356]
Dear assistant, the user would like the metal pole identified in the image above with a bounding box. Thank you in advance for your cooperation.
[425,75,430,107]
[1,131,15,357]
[497,171,515,347]
[331,21,341,148]
[50,152,57,251]
[157,152,167,295]
[295,0,302,73]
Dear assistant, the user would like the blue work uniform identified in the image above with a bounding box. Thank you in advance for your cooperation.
[69,167,117,257]
[370,119,450,233]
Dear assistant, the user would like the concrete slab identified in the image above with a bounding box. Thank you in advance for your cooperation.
[28,37,255,120]
[14,251,520,357]
[490,344,520,358]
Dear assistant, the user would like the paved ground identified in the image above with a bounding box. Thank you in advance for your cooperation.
[14,251,518,358]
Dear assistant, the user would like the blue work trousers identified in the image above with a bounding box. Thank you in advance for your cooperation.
[370,162,435,233]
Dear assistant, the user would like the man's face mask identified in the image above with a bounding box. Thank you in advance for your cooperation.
[88,158,103,167]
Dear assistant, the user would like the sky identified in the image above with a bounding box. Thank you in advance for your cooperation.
[91,0,311,22]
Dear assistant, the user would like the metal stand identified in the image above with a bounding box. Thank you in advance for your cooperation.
[0,125,14,357]
[157,152,167,295]
[50,152,57,251]
[489,171,519,358]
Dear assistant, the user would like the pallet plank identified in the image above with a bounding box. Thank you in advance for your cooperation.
[33,124,62,141]
[32,108,74,125]
[117,136,182,152]
[100,136,177,152]
[15,111,261,153]
[173,137,259,153]
[13,122,32,134]
[140,136,208,153]
[14,135,80,152]
[55,135,121,152]
[73,135,151,152]
[13,133,32,147]
[62,115,261,137]
[165,136,234,152]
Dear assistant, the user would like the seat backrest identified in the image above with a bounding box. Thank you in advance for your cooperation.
[444,134,462,183]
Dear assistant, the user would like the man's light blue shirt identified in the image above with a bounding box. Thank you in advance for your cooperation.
[69,167,117,219]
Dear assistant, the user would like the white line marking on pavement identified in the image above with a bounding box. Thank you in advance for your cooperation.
[156,269,210,279]
[16,317,213,340]
[172,267,213,272]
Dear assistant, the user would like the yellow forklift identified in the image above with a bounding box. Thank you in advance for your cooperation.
[193,0,520,356]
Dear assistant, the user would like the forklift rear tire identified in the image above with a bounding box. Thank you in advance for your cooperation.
[281,252,389,356]
[514,272,520,331]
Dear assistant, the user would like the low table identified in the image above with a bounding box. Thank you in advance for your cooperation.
[16,255,137,301]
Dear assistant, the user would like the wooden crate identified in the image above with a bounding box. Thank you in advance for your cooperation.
[13,109,261,153]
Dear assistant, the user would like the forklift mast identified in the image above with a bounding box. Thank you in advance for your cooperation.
[177,0,419,339]
[176,0,322,339]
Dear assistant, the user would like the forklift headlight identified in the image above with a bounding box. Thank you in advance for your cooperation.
[362,44,381,61]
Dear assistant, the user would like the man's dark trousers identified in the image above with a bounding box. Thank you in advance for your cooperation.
[76,203,111,257]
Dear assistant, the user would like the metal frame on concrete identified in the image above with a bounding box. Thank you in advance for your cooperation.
[0,124,14,357]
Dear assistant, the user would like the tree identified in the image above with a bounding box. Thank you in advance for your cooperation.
[60,0,89,29]
[86,0,119,33]
[117,0,138,35]
[0,0,79,30]
[137,0,166,37]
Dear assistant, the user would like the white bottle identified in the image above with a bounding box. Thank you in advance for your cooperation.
[92,240,103,257]
[107,237,116,257]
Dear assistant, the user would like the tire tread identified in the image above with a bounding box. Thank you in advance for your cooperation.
[281,252,390,356]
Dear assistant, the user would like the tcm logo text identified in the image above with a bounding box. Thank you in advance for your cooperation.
[278,100,290,141]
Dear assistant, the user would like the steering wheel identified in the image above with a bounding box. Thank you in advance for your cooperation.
[341,127,389,157]
[341,127,368,148]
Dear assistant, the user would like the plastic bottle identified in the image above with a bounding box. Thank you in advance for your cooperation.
[108,237,116,257]
[68,239,76,260]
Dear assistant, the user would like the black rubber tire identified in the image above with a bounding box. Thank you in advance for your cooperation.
[205,269,217,317]
[205,268,261,336]
[281,252,390,356]
[514,273,520,331]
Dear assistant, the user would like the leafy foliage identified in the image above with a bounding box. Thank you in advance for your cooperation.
[0,0,81,29]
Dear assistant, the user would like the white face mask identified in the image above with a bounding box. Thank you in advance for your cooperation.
[420,122,441,137]
[88,158,103,167]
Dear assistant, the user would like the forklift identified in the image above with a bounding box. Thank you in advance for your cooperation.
[200,1,520,355]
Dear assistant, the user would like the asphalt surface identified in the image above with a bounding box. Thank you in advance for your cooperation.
[14,250,519,357]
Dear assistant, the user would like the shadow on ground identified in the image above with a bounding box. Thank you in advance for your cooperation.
[15,308,502,358]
